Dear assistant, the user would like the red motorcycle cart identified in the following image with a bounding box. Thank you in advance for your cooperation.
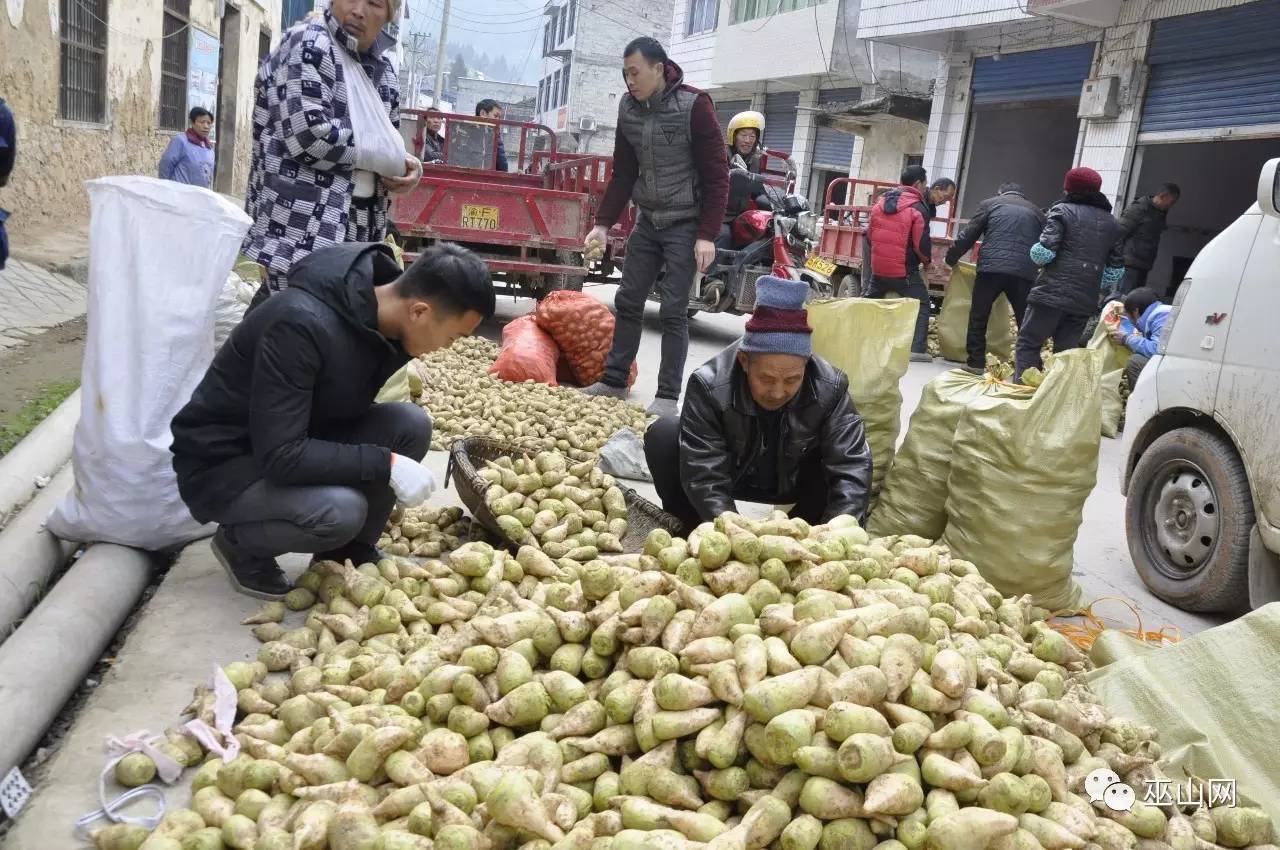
[390,109,613,298]
[813,177,970,300]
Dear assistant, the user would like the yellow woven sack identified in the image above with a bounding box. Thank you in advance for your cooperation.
[941,349,1103,610]
[936,262,1015,362]
[807,298,917,493]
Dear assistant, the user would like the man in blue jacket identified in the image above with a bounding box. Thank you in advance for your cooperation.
[1113,286,1171,389]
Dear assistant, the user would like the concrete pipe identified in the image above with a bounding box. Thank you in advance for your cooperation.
[0,389,80,524]
[0,465,78,640]
[0,543,153,779]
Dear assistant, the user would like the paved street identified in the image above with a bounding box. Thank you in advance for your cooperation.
[0,260,87,351]
[1,284,1221,847]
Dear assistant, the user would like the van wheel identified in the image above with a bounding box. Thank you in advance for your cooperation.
[1125,427,1253,613]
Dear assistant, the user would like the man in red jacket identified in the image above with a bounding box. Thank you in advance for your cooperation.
[580,37,730,417]
[865,165,933,361]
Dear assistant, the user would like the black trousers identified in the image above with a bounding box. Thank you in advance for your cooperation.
[1124,353,1151,389]
[208,402,431,559]
[1014,304,1088,381]
[643,415,827,532]
[866,270,931,354]
[1120,266,1149,295]
[967,272,1031,367]
[603,215,700,399]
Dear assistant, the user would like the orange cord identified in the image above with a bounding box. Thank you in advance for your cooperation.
[1047,596,1182,651]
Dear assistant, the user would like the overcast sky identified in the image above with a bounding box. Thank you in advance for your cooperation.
[406,0,547,85]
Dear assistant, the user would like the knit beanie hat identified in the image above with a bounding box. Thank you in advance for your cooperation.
[1063,166,1103,195]
[740,276,812,358]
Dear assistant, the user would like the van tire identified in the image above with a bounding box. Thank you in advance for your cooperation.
[1125,427,1253,613]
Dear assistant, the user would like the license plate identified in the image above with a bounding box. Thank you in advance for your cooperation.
[460,204,500,231]
[805,255,837,276]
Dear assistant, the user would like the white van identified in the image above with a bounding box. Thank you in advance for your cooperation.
[1121,157,1280,614]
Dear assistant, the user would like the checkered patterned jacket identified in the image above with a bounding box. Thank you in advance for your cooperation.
[242,12,400,289]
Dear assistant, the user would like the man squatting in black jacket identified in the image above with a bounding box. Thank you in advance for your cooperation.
[644,275,874,531]
[171,242,496,599]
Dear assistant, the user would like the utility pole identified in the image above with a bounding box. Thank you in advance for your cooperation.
[432,0,452,108]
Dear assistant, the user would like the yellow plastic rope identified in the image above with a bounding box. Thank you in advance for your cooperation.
[1047,596,1182,651]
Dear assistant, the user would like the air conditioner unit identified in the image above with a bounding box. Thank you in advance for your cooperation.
[578,117,598,132]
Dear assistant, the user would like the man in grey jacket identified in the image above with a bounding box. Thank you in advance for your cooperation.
[946,182,1046,371]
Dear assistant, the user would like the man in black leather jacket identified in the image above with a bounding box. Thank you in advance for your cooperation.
[643,276,873,530]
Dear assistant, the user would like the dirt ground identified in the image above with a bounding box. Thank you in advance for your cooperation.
[0,318,86,426]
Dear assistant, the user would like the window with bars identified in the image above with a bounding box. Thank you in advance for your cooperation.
[567,0,575,35]
[551,69,562,108]
[730,0,827,25]
[159,0,191,130]
[556,4,567,42]
[686,0,718,34]
[59,0,109,123]
[560,62,570,107]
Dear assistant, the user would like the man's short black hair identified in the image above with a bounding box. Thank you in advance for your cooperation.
[931,178,956,192]
[624,37,668,64]
[1123,286,1161,317]
[1159,182,1181,198]
[998,181,1023,194]
[398,243,496,319]
[189,106,214,123]
[475,99,502,117]
[901,165,927,186]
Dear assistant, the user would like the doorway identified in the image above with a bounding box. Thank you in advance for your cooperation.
[960,101,1080,216]
[1130,137,1278,296]
[213,4,242,195]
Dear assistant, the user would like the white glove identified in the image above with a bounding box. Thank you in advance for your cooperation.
[389,453,437,507]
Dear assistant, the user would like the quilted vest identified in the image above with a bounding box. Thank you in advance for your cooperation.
[616,83,700,229]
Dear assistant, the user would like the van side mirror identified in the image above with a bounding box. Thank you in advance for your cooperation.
[1258,158,1280,217]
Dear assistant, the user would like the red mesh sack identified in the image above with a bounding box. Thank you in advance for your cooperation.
[534,290,638,387]
[490,314,562,385]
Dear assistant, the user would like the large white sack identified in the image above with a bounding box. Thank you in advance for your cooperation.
[48,177,252,549]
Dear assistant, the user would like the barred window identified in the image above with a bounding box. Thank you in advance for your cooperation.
[567,0,575,36]
[59,0,108,123]
[159,0,191,130]
[560,62,570,107]
[686,0,718,34]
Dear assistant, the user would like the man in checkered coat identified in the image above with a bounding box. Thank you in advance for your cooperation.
[243,0,420,294]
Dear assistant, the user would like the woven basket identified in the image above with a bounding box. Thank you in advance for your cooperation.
[446,435,682,554]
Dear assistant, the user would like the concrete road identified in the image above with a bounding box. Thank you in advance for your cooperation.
[1,286,1219,847]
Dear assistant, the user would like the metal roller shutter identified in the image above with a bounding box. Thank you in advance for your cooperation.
[714,98,751,139]
[1141,0,1280,134]
[971,43,1095,105]
[763,91,800,152]
[812,87,861,169]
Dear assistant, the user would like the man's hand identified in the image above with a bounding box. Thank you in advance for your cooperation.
[584,225,609,263]
[694,239,716,274]
[389,453,437,507]
[381,155,422,194]
[1110,328,1131,347]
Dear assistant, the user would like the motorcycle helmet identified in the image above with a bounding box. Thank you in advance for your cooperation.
[732,209,773,247]
[725,110,765,148]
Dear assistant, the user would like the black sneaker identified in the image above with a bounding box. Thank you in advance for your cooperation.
[211,528,291,600]
[311,542,387,567]
[961,364,985,376]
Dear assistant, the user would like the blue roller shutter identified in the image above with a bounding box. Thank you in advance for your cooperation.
[812,87,861,169]
[1141,0,1280,133]
[763,91,799,152]
[713,98,750,145]
[971,43,1095,105]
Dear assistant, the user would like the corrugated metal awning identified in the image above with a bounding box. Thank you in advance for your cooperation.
[1142,0,1280,134]
[971,43,1095,105]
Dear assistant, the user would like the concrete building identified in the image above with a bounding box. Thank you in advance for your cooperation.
[0,0,280,233]
[858,0,1280,295]
[533,0,674,155]
[667,0,937,208]
[454,77,537,118]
